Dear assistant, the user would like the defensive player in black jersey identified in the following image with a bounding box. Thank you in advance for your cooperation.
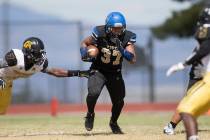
[163,25,205,135]
[0,37,89,114]
[80,12,136,134]
[165,6,210,140]
[0,37,51,114]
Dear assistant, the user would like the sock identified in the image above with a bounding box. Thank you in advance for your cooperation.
[188,135,199,140]
[170,121,177,129]
[86,95,97,114]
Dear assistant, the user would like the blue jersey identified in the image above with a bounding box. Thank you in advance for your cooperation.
[90,25,136,73]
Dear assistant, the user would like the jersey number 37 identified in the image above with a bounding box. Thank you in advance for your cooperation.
[101,48,121,65]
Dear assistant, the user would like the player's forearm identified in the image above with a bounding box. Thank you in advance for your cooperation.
[118,44,135,63]
[184,40,210,65]
[129,54,136,64]
[45,68,80,77]
[45,68,68,77]
[119,48,134,61]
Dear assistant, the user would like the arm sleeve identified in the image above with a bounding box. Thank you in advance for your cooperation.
[184,39,210,65]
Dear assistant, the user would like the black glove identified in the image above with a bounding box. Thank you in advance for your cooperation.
[110,37,123,48]
[0,79,6,90]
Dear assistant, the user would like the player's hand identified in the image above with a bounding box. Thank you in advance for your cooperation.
[79,70,90,78]
[166,62,185,77]
[110,37,122,48]
[80,47,88,58]
[0,79,6,90]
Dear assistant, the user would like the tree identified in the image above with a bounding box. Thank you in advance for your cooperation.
[152,1,204,39]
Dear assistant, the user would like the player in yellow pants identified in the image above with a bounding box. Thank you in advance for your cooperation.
[0,81,12,114]
[166,6,210,140]
[178,74,210,117]
[177,73,210,140]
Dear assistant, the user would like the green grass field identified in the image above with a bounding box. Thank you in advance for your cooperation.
[0,112,209,140]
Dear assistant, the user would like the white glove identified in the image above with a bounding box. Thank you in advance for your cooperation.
[0,79,6,90]
[166,62,185,77]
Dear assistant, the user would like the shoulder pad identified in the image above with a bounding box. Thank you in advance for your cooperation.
[5,50,17,66]
[195,26,210,40]
[92,25,106,39]
[123,30,136,44]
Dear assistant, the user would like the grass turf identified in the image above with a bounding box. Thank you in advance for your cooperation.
[0,112,209,140]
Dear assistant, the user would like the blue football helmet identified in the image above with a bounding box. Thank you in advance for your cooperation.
[105,12,126,36]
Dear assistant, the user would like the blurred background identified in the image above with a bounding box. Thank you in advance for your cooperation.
[0,0,208,104]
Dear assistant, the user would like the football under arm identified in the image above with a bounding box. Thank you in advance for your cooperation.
[80,36,97,62]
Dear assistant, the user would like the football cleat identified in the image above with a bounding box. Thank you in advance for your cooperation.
[109,120,124,134]
[84,112,95,131]
[163,123,174,135]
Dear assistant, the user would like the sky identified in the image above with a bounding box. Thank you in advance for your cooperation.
[0,0,192,26]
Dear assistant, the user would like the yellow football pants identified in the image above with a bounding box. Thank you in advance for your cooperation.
[178,73,210,117]
[0,81,12,114]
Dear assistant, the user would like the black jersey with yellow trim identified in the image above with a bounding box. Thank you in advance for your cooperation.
[90,25,136,73]
[184,25,210,66]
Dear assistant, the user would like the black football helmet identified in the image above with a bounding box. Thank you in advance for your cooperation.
[22,37,46,63]
[197,6,210,26]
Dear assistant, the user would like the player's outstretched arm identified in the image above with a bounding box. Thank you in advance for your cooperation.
[45,68,89,78]
[167,39,210,77]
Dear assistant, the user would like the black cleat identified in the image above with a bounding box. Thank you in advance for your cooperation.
[84,112,95,131]
[109,120,124,134]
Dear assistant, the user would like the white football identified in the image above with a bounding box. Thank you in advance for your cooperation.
[87,45,99,57]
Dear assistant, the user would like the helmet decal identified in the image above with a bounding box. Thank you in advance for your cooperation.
[23,41,32,49]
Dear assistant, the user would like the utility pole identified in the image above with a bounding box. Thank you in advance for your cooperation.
[78,21,84,103]
[147,36,155,102]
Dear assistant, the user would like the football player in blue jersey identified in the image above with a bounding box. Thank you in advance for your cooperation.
[80,12,136,134]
